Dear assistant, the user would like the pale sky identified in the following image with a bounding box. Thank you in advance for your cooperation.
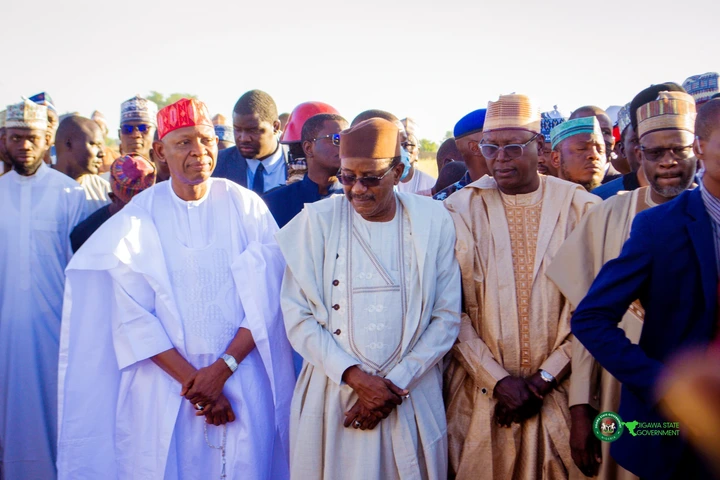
[1,0,718,142]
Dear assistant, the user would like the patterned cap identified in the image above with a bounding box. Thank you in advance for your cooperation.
[214,125,234,143]
[617,103,632,135]
[5,99,48,130]
[212,113,229,126]
[156,98,213,139]
[637,91,696,139]
[540,107,567,143]
[550,116,603,150]
[483,94,541,134]
[0,110,5,129]
[28,92,56,113]
[682,72,719,107]
[120,95,158,126]
[110,154,157,204]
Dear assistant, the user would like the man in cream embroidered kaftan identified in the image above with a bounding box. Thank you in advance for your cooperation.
[444,175,600,480]
[277,191,461,480]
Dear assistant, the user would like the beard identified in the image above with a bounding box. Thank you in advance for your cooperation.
[649,162,697,198]
[10,154,44,176]
[560,161,603,192]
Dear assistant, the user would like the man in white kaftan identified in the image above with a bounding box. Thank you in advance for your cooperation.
[57,98,294,480]
[0,99,86,479]
[278,118,461,480]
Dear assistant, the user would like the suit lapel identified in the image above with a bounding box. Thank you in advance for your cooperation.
[686,189,717,316]
[235,148,248,188]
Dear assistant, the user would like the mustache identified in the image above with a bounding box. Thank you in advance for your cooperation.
[349,193,375,201]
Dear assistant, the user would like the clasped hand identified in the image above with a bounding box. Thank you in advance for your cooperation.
[493,373,551,427]
[180,360,235,425]
[342,366,408,430]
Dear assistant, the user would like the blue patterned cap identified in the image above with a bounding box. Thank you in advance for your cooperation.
[214,124,234,143]
[120,95,158,126]
[682,72,719,107]
[453,109,486,138]
[29,92,56,112]
[617,103,632,135]
[541,110,566,143]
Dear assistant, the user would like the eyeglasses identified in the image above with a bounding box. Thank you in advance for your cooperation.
[337,163,396,187]
[313,133,341,146]
[121,124,151,135]
[479,134,539,160]
[402,141,417,152]
[639,144,694,162]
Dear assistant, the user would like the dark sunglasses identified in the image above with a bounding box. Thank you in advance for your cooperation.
[121,124,151,135]
[640,144,694,162]
[337,163,396,187]
[313,133,341,147]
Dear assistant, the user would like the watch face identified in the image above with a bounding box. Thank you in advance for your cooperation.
[222,354,238,371]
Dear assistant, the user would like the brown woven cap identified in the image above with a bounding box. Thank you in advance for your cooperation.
[339,118,401,159]
[483,94,541,134]
[637,91,696,139]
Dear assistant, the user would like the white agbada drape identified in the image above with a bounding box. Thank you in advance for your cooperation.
[0,163,86,479]
[57,179,294,480]
[277,193,461,480]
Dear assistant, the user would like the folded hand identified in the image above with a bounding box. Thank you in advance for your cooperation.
[181,360,231,407]
[343,400,383,430]
[197,393,236,426]
[343,367,408,413]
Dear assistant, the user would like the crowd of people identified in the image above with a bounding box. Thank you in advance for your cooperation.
[1,71,720,480]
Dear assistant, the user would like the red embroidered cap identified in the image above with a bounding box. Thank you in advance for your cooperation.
[156,98,213,139]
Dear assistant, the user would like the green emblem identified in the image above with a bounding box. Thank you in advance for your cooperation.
[593,411,625,442]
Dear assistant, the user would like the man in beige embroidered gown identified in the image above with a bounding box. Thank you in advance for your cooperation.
[547,88,698,480]
[277,118,461,480]
[444,94,600,480]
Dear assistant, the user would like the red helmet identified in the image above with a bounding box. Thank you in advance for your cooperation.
[280,101,340,144]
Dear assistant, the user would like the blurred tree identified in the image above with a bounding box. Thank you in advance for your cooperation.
[419,138,439,153]
[442,130,453,142]
[146,91,197,109]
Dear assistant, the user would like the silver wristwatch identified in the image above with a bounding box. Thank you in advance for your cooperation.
[539,369,555,383]
[221,353,238,373]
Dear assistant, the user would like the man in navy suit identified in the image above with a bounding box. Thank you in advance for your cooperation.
[263,113,347,229]
[571,97,720,479]
[212,89,287,192]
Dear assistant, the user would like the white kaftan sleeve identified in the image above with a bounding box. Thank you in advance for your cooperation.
[384,213,461,391]
[109,263,174,369]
